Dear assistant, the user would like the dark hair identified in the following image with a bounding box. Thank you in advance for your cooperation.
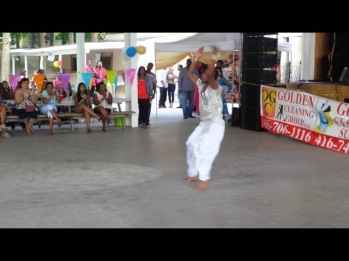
[20,77,30,84]
[77,82,88,102]
[178,64,183,69]
[215,67,222,80]
[137,66,146,78]
[44,81,54,90]
[95,81,106,93]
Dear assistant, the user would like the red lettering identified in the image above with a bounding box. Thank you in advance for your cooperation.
[334,116,349,127]
[338,128,349,139]
[278,90,316,107]
[336,103,349,117]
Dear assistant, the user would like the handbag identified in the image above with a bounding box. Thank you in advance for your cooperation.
[25,105,35,112]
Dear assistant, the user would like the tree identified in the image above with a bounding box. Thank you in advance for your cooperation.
[1,33,11,81]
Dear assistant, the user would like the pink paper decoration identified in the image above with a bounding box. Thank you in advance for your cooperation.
[125,68,136,86]
[9,75,21,91]
[59,73,71,91]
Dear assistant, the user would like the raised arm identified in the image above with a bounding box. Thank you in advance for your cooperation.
[188,47,204,85]
[206,46,220,90]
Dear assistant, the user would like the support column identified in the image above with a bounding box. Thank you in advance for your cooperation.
[76,33,86,86]
[69,33,74,44]
[24,56,28,75]
[39,33,46,48]
[124,33,138,128]
[40,56,43,69]
[91,33,98,42]
[314,33,330,81]
[301,33,316,80]
[12,56,15,75]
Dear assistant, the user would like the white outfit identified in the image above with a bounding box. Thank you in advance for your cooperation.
[186,79,225,181]
[160,69,169,88]
[94,91,112,109]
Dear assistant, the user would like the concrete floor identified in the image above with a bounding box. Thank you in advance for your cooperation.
[1,101,348,228]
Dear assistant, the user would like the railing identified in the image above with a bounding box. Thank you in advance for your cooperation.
[279,62,301,83]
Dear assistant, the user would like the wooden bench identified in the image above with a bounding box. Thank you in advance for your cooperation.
[62,111,135,131]
[6,111,136,132]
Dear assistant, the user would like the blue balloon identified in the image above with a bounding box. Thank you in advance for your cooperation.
[126,46,136,57]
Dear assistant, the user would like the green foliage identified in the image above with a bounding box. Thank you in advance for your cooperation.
[55,33,105,43]
[97,33,106,41]
[0,33,29,44]
[55,33,70,44]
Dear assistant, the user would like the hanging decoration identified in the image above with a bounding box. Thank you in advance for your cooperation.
[136,45,146,55]
[125,68,136,86]
[126,46,137,57]
[33,74,46,92]
[8,75,21,91]
[107,70,116,86]
[81,72,94,90]
[59,73,71,91]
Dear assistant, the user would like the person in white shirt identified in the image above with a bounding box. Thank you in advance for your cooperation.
[183,46,225,190]
[159,68,168,108]
[93,81,113,132]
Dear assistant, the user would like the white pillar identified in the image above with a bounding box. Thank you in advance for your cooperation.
[24,56,28,76]
[301,33,315,80]
[124,33,138,128]
[12,56,15,74]
[40,56,44,69]
[76,33,86,85]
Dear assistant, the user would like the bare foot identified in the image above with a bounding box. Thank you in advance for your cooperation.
[194,180,209,190]
[184,176,198,183]
[26,126,31,134]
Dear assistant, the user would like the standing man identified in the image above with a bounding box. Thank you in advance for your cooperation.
[84,59,98,95]
[178,59,200,119]
[176,64,183,108]
[159,68,168,108]
[145,62,157,126]
[95,61,108,83]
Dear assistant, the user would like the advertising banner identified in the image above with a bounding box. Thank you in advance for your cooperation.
[260,85,349,154]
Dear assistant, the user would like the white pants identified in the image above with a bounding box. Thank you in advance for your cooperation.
[41,105,57,118]
[186,121,225,181]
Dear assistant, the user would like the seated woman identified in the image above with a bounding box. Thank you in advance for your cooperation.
[0,96,11,137]
[93,82,113,132]
[0,80,16,130]
[14,77,38,135]
[74,82,101,132]
[41,81,62,135]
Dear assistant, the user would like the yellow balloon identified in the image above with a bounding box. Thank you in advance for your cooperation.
[136,45,146,55]
[53,61,59,68]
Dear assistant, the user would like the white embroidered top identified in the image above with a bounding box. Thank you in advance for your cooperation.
[197,79,224,126]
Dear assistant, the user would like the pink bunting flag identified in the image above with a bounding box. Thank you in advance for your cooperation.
[126,68,136,86]
[121,72,125,83]
[9,75,21,91]
[59,73,71,91]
